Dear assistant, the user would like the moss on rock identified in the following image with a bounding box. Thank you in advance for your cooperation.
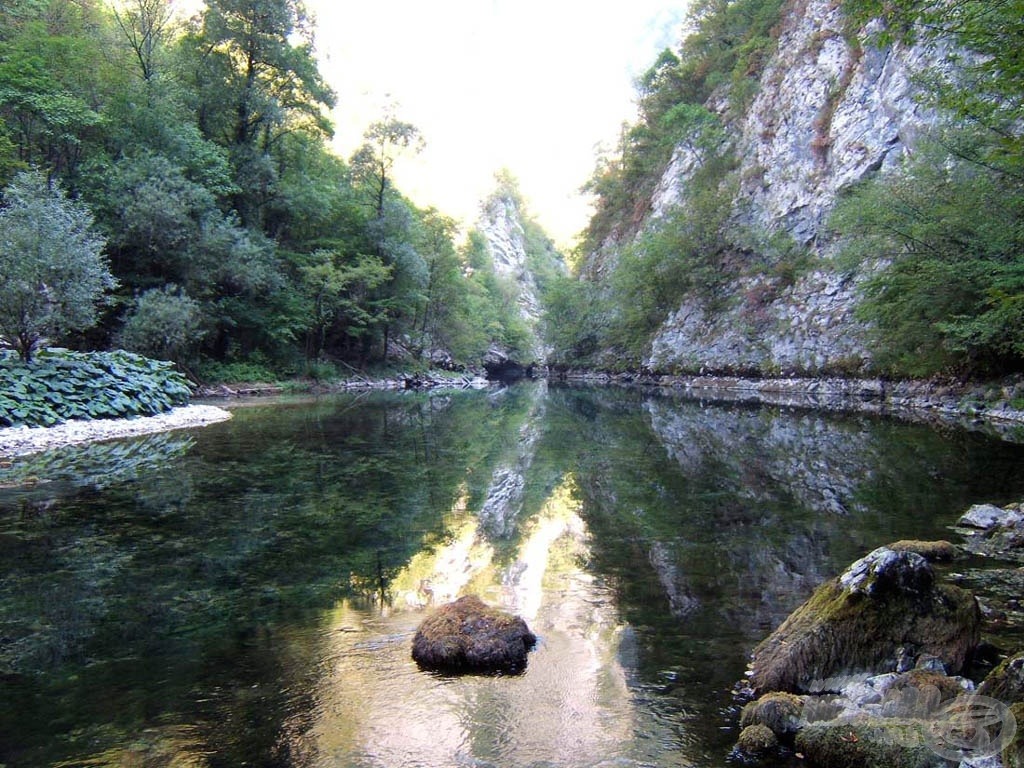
[887,540,959,562]
[1003,702,1024,768]
[736,724,778,755]
[979,650,1024,704]
[794,718,949,768]
[740,691,805,738]
[411,595,537,674]
[749,548,980,694]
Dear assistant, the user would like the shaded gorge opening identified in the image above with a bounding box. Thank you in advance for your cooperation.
[2,382,1024,767]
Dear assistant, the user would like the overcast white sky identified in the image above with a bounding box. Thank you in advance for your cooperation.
[307,0,690,247]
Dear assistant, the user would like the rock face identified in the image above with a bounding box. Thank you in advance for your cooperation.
[749,547,980,694]
[957,503,1024,562]
[477,192,562,364]
[979,651,1024,704]
[411,595,537,674]
[592,0,955,375]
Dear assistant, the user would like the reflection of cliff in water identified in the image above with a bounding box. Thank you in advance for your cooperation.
[476,382,547,542]
[558,387,1024,640]
[543,384,1024,759]
[297,476,647,768]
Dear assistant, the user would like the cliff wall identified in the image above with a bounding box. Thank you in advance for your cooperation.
[602,0,951,374]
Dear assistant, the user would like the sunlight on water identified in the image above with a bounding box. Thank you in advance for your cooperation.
[7,386,1024,767]
[302,476,688,768]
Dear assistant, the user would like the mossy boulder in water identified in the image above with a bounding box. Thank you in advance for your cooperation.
[979,650,1024,704]
[794,718,949,768]
[749,547,980,694]
[411,595,536,674]
[740,691,805,738]
[735,724,778,755]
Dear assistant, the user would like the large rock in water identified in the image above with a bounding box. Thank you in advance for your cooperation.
[749,547,980,694]
[411,595,537,674]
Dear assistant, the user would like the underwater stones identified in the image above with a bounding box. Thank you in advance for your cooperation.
[411,595,536,674]
[749,547,980,694]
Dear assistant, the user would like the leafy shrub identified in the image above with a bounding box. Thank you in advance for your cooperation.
[832,133,1024,377]
[0,349,191,427]
[194,358,280,384]
[116,285,207,363]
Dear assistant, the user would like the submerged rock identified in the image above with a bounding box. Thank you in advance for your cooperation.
[411,595,536,674]
[749,547,980,693]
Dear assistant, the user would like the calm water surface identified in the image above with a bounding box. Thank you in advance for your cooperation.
[3,383,1024,767]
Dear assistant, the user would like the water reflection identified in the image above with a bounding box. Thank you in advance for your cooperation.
[3,384,1024,767]
[307,477,654,768]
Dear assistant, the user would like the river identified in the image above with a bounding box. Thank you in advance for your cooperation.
[2,382,1024,767]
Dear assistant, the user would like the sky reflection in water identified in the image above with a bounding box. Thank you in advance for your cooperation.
[3,383,1024,767]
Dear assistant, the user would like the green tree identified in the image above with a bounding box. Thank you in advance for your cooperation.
[833,134,1024,376]
[186,0,335,225]
[116,284,207,363]
[0,0,111,182]
[297,249,391,362]
[0,170,115,361]
[350,115,424,219]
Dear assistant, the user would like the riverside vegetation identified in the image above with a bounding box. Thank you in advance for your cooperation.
[0,0,563,388]
[543,0,1024,380]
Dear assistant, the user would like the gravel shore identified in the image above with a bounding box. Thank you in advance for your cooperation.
[0,404,233,458]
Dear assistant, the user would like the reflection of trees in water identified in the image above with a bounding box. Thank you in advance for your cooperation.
[0,387,552,766]
[4,385,1024,767]
[539,385,1024,758]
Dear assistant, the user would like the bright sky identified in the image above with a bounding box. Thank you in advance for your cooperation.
[307,0,690,248]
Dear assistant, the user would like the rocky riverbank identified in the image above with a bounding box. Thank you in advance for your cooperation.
[734,501,1024,767]
[0,404,233,458]
[0,371,493,458]
[193,370,491,398]
[552,370,1024,437]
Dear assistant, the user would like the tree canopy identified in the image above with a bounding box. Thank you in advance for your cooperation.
[0,170,115,361]
[0,0,552,377]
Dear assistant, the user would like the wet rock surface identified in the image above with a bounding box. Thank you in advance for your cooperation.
[411,595,537,675]
[749,547,979,694]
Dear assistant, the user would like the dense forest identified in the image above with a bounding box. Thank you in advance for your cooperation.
[0,0,558,380]
[544,0,1024,379]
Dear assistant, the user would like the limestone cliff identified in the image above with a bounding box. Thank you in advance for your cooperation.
[476,189,563,364]
[596,0,952,375]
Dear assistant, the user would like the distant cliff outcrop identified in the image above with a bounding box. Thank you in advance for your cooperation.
[582,0,953,375]
[476,178,565,367]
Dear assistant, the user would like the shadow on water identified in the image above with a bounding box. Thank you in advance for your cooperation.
[2,382,1024,766]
